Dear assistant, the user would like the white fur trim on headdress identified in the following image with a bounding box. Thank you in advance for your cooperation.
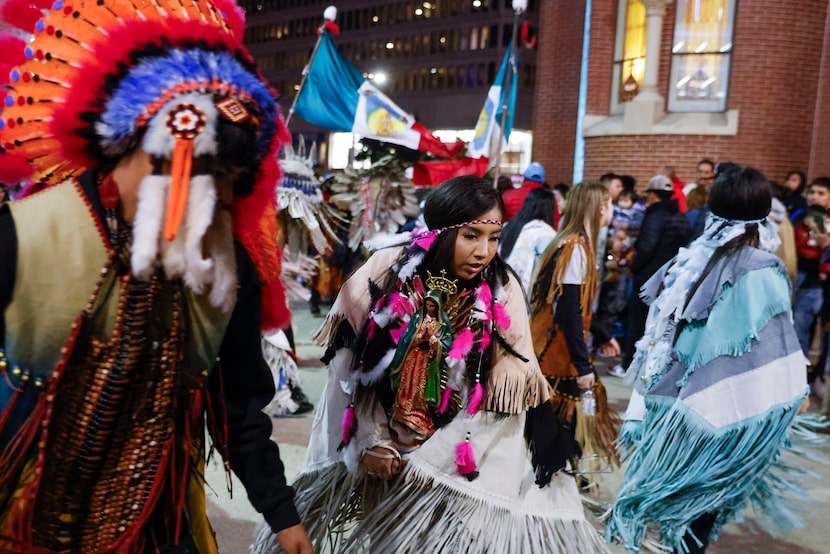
[161,214,188,277]
[131,174,170,280]
[205,208,238,312]
[182,174,217,292]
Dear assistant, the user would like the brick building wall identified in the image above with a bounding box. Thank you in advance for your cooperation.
[530,0,585,184]
[584,0,614,116]
[810,6,830,179]
[536,0,830,187]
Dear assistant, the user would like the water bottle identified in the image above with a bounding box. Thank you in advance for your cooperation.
[581,389,596,416]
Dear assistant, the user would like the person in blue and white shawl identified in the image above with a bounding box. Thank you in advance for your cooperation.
[607,166,809,553]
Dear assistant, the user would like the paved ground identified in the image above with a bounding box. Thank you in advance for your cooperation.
[205,300,830,553]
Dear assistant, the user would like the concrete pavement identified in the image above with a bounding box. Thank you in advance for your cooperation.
[205,300,830,553]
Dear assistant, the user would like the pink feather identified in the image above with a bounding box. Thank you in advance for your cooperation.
[366,318,376,340]
[341,404,357,445]
[412,231,437,252]
[448,328,475,360]
[478,329,491,352]
[389,321,407,344]
[492,301,511,330]
[455,440,477,475]
[437,387,454,414]
[475,281,493,318]
[390,292,409,317]
[466,383,484,415]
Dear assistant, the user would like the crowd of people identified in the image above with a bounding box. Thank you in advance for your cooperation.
[0,1,824,553]
[250,159,815,553]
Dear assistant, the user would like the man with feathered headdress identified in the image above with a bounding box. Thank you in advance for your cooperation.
[0,0,312,552]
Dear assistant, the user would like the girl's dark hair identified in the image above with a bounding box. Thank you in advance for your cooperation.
[214,109,262,197]
[420,175,508,284]
[708,166,771,222]
[786,170,807,194]
[618,188,636,201]
[499,186,555,259]
[681,165,771,313]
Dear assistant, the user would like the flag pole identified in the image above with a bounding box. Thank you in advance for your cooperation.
[286,6,338,127]
[492,7,521,187]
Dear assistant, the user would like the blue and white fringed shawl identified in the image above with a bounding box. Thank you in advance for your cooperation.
[608,214,809,552]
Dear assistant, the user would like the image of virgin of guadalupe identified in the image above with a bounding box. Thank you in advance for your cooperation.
[389,290,452,452]
[387,290,453,451]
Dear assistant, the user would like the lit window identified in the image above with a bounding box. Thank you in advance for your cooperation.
[668,0,736,112]
[611,0,646,113]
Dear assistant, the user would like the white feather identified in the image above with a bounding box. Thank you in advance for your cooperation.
[398,250,423,283]
[362,230,412,252]
[371,305,394,329]
[446,356,466,390]
[359,349,395,386]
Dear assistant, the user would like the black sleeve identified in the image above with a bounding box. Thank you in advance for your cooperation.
[589,315,612,347]
[554,284,593,376]
[630,212,662,275]
[209,245,300,534]
[0,205,18,348]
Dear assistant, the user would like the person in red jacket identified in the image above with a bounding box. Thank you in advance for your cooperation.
[793,178,830,363]
[502,162,560,227]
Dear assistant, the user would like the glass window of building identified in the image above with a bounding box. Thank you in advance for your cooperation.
[612,0,646,114]
[668,0,735,112]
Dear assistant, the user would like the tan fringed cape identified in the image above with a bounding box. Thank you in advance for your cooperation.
[530,234,621,471]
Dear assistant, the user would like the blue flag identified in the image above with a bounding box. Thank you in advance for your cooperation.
[292,33,462,158]
[293,33,363,132]
[467,44,517,159]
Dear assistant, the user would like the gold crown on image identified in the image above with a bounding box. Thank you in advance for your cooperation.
[425,270,458,297]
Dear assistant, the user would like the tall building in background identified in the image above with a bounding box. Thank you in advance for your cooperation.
[241,0,540,172]
[535,0,830,186]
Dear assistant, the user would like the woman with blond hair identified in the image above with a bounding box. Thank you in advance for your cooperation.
[530,182,621,478]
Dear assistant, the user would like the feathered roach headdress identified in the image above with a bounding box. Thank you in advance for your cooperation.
[0,0,291,330]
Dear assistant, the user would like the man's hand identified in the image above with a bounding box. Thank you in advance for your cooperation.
[277,523,313,554]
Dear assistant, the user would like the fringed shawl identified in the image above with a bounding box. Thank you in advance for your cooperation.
[610,247,809,551]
